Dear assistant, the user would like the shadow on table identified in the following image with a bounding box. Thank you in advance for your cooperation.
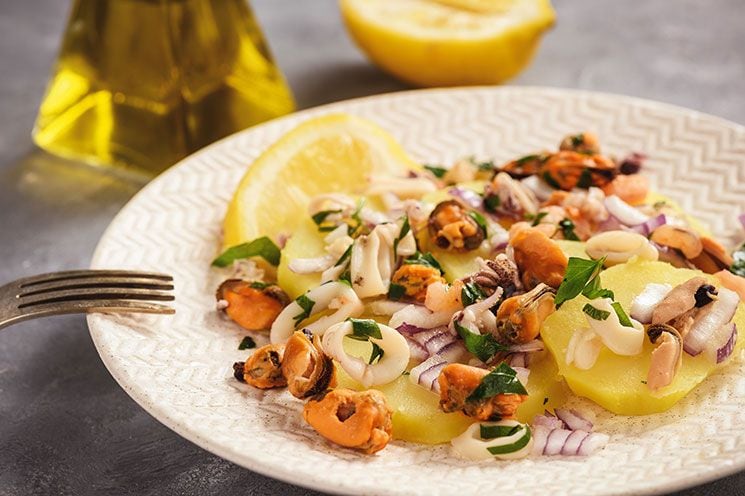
[292,61,412,110]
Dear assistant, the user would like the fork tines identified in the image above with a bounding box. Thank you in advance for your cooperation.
[14,270,175,315]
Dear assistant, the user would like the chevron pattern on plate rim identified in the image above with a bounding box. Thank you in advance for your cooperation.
[88,87,745,496]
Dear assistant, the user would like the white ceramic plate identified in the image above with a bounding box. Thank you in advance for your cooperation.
[88,87,745,496]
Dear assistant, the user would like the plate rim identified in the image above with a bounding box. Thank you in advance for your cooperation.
[88,85,745,496]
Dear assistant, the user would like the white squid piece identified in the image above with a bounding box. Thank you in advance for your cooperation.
[350,223,398,298]
[451,420,533,461]
[270,282,364,344]
[585,298,644,356]
[321,321,410,387]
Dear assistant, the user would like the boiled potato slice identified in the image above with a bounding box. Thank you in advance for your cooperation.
[541,259,745,415]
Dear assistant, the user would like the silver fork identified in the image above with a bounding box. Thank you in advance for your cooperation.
[0,270,175,330]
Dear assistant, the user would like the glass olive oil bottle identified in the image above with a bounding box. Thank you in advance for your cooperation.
[34,0,295,175]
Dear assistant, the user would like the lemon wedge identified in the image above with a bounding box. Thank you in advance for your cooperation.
[222,114,420,248]
[339,0,556,87]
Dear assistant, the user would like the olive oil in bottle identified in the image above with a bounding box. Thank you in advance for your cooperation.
[34,0,295,175]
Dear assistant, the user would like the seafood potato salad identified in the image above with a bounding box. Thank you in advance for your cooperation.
[214,129,745,460]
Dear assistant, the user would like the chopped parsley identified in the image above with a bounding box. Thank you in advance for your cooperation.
[582,303,610,321]
[612,302,634,328]
[559,219,580,241]
[480,424,521,439]
[554,257,606,308]
[730,243,745,277]
[467,363,528,403]
[461,281,487,306]
[576,169,593,189]
[468,210,488,236]
[369,342,385,364]
[484,195,501,212]
[249,281,269,290]
[393,216,411,256]
[348,318,383,340]
[212,237,281,267]
[570,133,585,147]
[515,154,539,165]
[238,336,256,350]
[311,209,342,231]
[387,283,406,301]
[292,294,315,327]
[424,164,448,178]
[455,321,508,362]
[403,251,443,275]
[486,428,531,455]
[542,171,561,189]
[531,211,548,226]
[335,245,352,267]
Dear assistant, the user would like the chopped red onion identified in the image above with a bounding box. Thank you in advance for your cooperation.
[404,337,429,361]
[512,366,530,386]
[597,214,623,233]
[543,428,572,455]
[448,187,483,209]
[684,288,739,356]
[421,327,458,356]
[508,352,527,368]
[605,195,649,226]
[437,340,468,363]
[531,426,608,456]
[577,433,610,456]
[629,214,666,236]
[533,413,565,430]
[555,408,594,432]
[410,354,448,393]
[718,324,738,363]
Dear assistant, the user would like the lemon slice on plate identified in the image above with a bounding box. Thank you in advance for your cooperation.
[222,113,420,248]
[340,0,556,87]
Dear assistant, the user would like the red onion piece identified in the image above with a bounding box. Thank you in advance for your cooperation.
[562,430,589,455]
[597,214,623,233]
[404,337,429,361]
[448,187,483,209]
[717,324,738,363]
[438,340,468,363]
[555,408,594,432]
[533,413,565,430]
[629,214,667,236]
[421,327,458,355]
[605,195,649,226]
[531,426,550,456]
[508,352,527,368]
[396,322,430,336]
[577,432,610,456]
[684,288,739,356]
[410,354,447,393]
[512,366,530,386]
[543,429,571,455]
[521,175,555,202]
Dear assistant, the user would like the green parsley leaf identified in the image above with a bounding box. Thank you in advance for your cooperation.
[393,216,411,256]
[455,321,508,362]
[480,424,521,440]
[335,245,352,267]
[486,428,531,455]
[292,294,315,327]
[515,154,539,165]
[531,211,548,226]
[339,268,352,285]
[404,252,443,275]
[542,171,561,189]
[612,302,634,328]
[348,318,383,341]
[475,159,496,172]
[582,303,610,321]
[212,237,281,267]
[238,336,256,350]
[461,281,487,306]
[583,287,615,300]
[576,169,593,189]
[468,210,488,236]
[554,257,606,308]
[559,219,580,241]
[387,283,406,301]
[311,209,341,226]
[730,243,745,277]
[369,342,385,364]
[570,133,585,147]
[467,363,528,402]
[424,164,448,178]
[484,195,501,212]
[249,281,269,290]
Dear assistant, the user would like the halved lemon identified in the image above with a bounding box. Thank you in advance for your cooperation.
[339,0,556,87]
[222,114,420,248]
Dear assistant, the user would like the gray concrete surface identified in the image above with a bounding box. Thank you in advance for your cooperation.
[1,0,744,494]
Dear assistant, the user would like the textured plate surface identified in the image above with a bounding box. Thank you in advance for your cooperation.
[88,87,745,496]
